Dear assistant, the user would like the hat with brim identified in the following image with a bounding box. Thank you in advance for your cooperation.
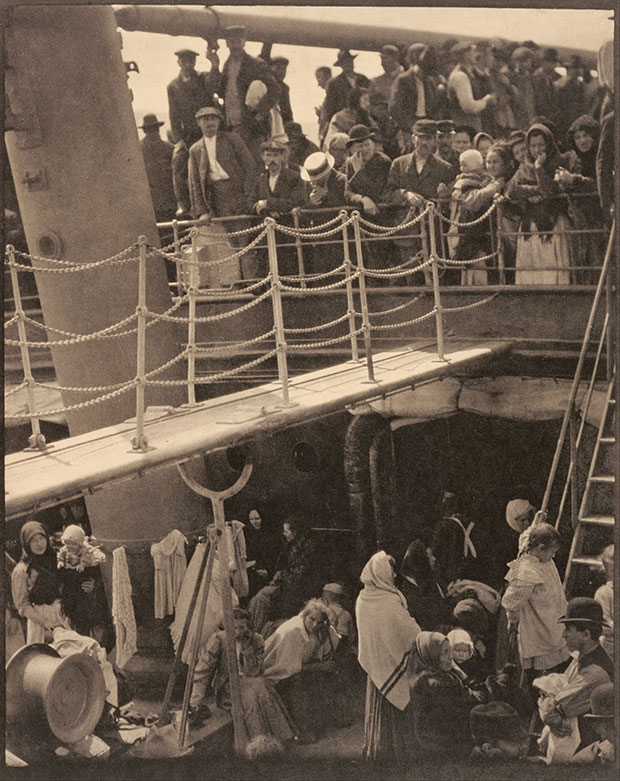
[223,25,247,39]
[195,106,222,119]
[334,49,357,67]
[346,124,375,148]
[558,596,610,627]
[323,583,343,595]
[300,151,335,182]
[436,120,456,134]
[584,683,614,719]
[261,138,287,152]
[411,119,437,136]
[140,114,165,130]
[175,48,198,58]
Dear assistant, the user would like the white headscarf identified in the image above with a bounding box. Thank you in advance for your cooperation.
[356,551,420,711]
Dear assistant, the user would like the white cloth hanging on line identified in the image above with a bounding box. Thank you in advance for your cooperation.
[112,546,138,668]
[150,530,188,619]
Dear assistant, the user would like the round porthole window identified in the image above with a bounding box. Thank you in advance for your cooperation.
[226,446,246,472]
[293,441,319,473]
[37,232,63,259]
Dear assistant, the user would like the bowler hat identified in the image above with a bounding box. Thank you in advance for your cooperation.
[585,683,614,719]
[334,49,357,67]
[436,120,456,134]
[558,596,610,627]
[175,48,198,58]
[411,119,437,136]
[470,701,526,743]
[300,151,335,182]
[195,105,222,119]
[140,113,165,130]
[346,124,375,147]
[223,25,247,38]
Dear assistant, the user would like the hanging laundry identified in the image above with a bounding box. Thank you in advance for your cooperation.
[150,530,188,619]
[112,547,138,669]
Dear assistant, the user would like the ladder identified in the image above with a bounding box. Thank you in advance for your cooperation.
[563,369,617,597]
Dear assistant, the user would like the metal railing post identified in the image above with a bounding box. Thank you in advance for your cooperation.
[7,245,46,450]
[292,208,307,289]
[266,217,293,406]
[352,211,377,383]
[496,199,506,285]
[172,219,183,295]
[418,206,432,286]
[341,210,359,362]
[186,227,199,407]
[568,409,579,530]
[428,203,446,361]
[131,236,149,450]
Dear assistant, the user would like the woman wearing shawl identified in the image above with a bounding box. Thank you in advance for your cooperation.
[408,631,477,757]
[356,550,420,762]
[554,114,604,284]
[505,122,573,285]
[501,523,570,700]
[264,599,341,742]
[11,520,69,644]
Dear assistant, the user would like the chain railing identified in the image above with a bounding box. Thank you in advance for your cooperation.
[8,195,602,452]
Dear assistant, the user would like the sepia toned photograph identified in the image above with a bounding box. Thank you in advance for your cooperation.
[3,2,617,779]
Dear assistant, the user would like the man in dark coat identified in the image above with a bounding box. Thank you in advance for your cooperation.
[167,47,219,216]
[435,119,460,169]
[322,49,369,126]
[389,43,438,134]
[284,121,319,169]
[139,113,176,222]
[188,105,258,279]
[248,138,305,276]
[384,119,455,283]
[532,48,561,127]
[211,25,280,165]
[270,56,294,125]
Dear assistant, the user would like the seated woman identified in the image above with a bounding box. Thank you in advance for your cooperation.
[264,598,343,742]
[243,506,278,601]
[399,540,450,632]
[11,520,70,644]
[248,514,318,634]
[189,608,296,746]
[505,122,573,285]
[408,631,478,758]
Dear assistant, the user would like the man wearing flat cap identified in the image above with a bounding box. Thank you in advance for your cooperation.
[384,118,455,283]
[209,25,280,166]
[539,597,614,752]
[167,46,220,217]
[368,45,404,105]
[322,49,370,128]
[188,105,258,279]
[435,120,460,169]
[447,43,496,133]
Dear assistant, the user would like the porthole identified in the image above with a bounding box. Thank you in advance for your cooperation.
[292,441,319,473]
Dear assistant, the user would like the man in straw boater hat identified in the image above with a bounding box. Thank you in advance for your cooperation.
[167,46,220,217]
[300,151,345,276]
[538,597,614,753]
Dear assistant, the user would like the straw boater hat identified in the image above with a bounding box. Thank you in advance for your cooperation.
[300,151,335,182]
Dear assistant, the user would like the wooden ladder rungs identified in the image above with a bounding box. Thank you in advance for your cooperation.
[570,556,605,569]
[590,474,615,484]
[579,514,615,526]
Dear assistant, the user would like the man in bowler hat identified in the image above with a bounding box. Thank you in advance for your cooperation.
[322,49,369,127]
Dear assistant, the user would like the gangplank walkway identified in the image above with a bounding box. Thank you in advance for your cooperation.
[5,339,512,519]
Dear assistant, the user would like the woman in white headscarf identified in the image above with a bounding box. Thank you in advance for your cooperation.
[355,550,420,762]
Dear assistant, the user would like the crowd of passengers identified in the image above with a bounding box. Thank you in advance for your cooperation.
[8,492,615,764]
[136,28,614,288]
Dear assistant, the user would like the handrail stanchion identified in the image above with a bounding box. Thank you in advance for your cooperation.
[266,217,294,406]
[186,227,199,407]
[428,203,445,361]
[352,211,377,383]
[568,410,579,530]
[131,236,149,451]
[419,205,432,286]
[540,219,615,520]
[341,210,359,362]
[496,199,506,285]
[172,219,183,295]
[292,208,307,289]
[7,245,46,450]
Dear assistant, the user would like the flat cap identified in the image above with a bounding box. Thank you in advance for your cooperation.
[195,105,222,119]
[223,25,247,37]
[175,48,198,58]
[411,119,437,135]
[436,119,456,133]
